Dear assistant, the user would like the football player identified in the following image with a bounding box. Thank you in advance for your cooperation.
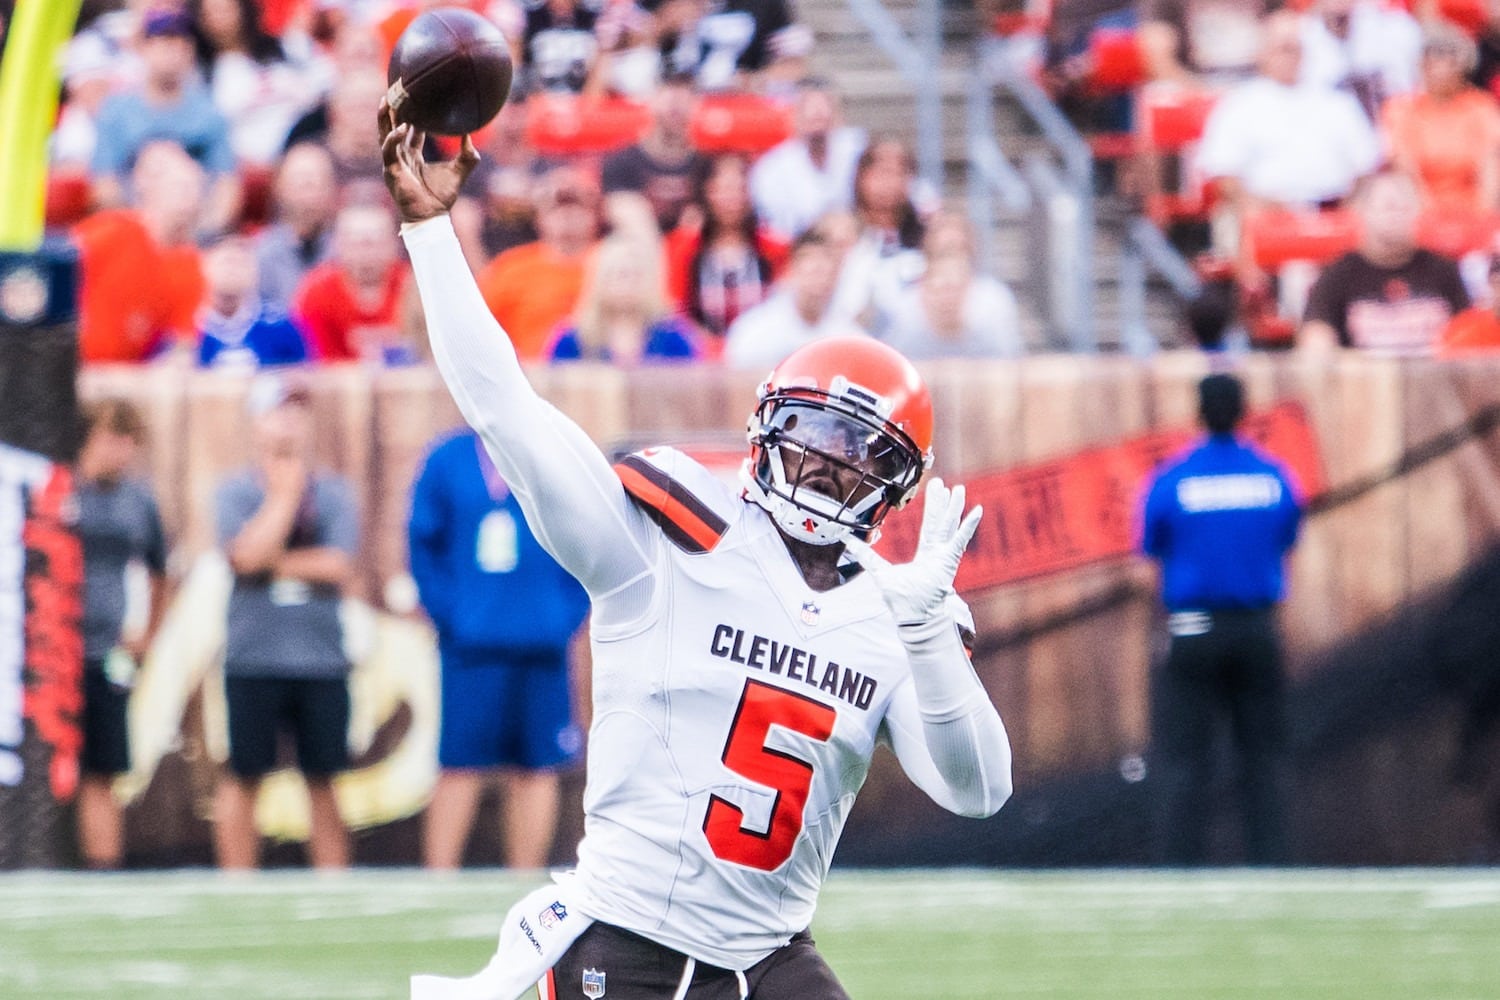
[383,103,1013,1000]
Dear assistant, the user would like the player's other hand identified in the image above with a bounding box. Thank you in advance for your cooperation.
[379,99,480,224]
[843,478,981,627]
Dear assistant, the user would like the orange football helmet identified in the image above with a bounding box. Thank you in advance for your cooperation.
[744,337,933,545]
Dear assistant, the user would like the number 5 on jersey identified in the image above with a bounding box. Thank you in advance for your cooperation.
[703,680,837,871]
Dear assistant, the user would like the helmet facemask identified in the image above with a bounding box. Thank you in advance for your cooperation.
[745,394,926,546]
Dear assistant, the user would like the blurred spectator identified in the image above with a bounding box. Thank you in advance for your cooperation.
[255,142,339,313]
[602,72,704,235]
[1182,276,1242,351]
[520,0,604,94]
[1139,0,1273,84]
[549,235,699,363]
[74,399,167,870]
[665,153,788,355]
[213,374,358,870]
[468,95,543,258]
[656,0,805,92]
[91,8,242,237]
[591,0,662,97]
[75,140,207,363]
[1300,169,1470,354]
[1439,254,1500,354]
[285,68,390,187]
[1298,0,1420,119]
[878,210,1025,360]
[832,136,930,330]
[601,190,664,244]
[478,164,602,362]
[188,0,327,167]
[198,234,310,369]
[62,0,155,102]
[1196,12,1379,257]
[53,30,120,169]
[1381,22,1500,216]
[749,78,866,240]
[724,228,867,369]
[1142,373,1302,866]
[407,427,589,868]
[294,202,415,364]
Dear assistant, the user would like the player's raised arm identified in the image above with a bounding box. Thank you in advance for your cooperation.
[847,479,1013,817]
[380,103,654,622]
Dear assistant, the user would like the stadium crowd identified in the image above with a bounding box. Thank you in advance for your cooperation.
[1030,0,1500,353]
[37,0,1025,372]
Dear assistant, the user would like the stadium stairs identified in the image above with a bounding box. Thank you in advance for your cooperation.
[802,0,1187,351]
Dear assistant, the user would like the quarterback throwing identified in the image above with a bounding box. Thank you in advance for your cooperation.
[382,103,1013,1000]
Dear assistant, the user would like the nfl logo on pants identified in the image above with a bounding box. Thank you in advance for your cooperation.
[582,968,606,998]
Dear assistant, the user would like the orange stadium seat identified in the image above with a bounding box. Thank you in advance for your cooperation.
[1244,208,1360,270]
[1417,208,1500,258]
[689,94,794,154]
[1140,88,1218,152]
[1436,0,1487,36]
[524,94,653,156]
[1086,28,1147,93]
[45,172,92,229]
[1139,88,1219,223]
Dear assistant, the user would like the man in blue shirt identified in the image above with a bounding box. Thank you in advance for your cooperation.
[1142,373,1302,865]
[408,429,590,869]
[197,234,309,369]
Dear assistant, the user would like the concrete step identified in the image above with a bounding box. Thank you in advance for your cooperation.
[798,0,1191,353]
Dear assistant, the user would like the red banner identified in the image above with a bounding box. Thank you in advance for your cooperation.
[880,402,1326,592]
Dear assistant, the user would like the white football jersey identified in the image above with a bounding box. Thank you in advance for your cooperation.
[574,447,917,969]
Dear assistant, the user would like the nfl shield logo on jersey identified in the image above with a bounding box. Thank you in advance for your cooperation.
[538,900,567,930]
[800,601,821,625]
[582,968,606,998]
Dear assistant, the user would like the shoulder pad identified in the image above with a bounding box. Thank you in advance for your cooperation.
[614,446,736,553]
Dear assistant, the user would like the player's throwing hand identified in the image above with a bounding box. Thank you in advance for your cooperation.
[843,478,982,626]
[378,99,479,224]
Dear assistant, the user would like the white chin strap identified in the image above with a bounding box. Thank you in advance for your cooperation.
[741,460,856,546]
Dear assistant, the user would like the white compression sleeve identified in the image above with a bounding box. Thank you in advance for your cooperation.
[884,612,1013,818]
[401,215,656,627]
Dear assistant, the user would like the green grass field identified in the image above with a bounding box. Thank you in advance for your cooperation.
[3,868,1498,999]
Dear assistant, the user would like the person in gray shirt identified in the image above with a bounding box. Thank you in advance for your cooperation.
[254,142,338,313]
[212,373,359,870]
[75,399,168,869]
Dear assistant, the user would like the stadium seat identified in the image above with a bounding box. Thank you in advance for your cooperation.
[690,94,794,155]
[1416,208,1500,259]
[1138,88,1219,223]
[1243,207,1360,271]
[1140,88,1218,152]
[1085,28,1147,93]
[1437,0,1487,36]
[44,171,92,228]
[524,94,653,156]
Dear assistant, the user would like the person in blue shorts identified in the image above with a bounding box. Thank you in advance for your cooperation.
[408,427,590,869]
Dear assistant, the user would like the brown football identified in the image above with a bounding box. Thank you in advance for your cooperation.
[386,7,513,136]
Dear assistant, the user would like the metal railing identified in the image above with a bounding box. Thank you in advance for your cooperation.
[1119,216,1202,355]
[974,35,1096,352]
[843,0,945,193]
